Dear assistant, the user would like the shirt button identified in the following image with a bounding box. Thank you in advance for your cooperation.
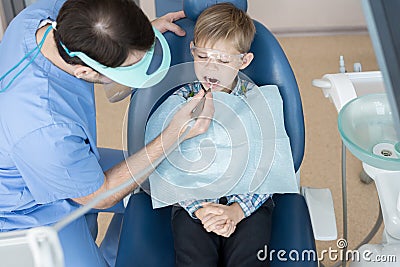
[219,196,228,205]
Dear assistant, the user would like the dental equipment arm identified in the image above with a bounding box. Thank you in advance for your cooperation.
[0,226,64,267]
[312,71,384,112]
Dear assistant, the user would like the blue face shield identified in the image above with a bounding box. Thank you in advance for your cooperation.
[0,25,171,95]
[60,27,171,89]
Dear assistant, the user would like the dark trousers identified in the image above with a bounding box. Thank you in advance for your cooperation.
[171,198,274,267]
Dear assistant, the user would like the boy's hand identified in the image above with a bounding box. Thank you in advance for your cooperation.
[212,219,236,238]
[196,202,245,237]
[194,203,227,236]
[194,202,223,221]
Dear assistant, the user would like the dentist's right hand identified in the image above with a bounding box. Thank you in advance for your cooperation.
[169,89,214,140]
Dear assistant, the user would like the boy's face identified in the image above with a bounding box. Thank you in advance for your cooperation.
[191,40,253,92]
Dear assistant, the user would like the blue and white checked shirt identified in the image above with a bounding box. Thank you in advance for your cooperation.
[174,77,271,219]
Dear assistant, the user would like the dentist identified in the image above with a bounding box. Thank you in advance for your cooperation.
[0,0,213,266]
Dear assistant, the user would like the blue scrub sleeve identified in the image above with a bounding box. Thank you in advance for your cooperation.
[11,123,104,204]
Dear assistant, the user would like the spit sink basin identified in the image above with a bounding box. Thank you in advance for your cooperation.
[338,93,400,171]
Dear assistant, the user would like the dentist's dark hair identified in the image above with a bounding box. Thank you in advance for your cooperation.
[54,0,154,67]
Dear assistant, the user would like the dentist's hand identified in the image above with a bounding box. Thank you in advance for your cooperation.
[169,89,214,140]
[151,11,186,36]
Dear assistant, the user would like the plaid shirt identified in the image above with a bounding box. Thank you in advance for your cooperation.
[174,77,271,219]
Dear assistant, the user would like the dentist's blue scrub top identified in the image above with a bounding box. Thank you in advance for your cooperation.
[0,0,104,231]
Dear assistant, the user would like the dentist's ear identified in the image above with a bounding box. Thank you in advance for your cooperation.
[239,52,254,70]
[73,65,96,79]
[73,65,91,79]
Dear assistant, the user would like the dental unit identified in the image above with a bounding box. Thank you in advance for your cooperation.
[313,49,399,267]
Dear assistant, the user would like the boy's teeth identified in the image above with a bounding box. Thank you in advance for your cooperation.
[205,77,218,84]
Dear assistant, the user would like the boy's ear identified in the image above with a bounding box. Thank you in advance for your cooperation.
[239,52,254,70]
[190,41,195,57]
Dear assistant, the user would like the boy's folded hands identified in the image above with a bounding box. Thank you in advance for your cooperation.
[194,202,245,237]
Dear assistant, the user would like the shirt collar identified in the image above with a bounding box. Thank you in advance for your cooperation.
[230,77,247,96]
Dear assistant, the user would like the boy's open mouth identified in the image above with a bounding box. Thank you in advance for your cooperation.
[204,76,220,88]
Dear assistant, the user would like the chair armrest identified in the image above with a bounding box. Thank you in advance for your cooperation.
[302,187,337,241]
[270,194,318,267]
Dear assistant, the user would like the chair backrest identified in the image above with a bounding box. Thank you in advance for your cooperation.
[127,0,305,171]
[117,1,306,266]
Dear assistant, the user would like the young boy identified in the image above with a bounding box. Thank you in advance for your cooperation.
[170,3,274,267]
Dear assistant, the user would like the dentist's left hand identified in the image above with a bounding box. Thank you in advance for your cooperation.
[152,10,186,36]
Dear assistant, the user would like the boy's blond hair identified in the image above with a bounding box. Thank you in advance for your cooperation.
[194,3,256,53]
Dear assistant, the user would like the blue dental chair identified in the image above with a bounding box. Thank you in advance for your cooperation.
[115,1,318,266]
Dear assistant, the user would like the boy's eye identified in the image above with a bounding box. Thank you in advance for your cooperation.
[196,53,208,59]
[217,58,231,64]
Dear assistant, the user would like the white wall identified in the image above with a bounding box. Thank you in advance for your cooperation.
[141,0,156,21]
[248,0,367,35]
[0,0,369,40]
[140,0,368,35]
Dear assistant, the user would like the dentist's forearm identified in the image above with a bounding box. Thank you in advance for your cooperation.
[72,123,181,209]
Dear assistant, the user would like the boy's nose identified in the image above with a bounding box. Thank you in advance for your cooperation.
[204,57,219,70]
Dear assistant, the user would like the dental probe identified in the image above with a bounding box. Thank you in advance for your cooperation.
[191,83,212,118]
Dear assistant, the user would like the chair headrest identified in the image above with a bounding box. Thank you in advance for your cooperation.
[183,0,248,21]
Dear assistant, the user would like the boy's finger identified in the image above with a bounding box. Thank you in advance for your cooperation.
[204,218,226,232]
[203,215,226,229]
[213,222,231,236]
[202,205,223,216]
